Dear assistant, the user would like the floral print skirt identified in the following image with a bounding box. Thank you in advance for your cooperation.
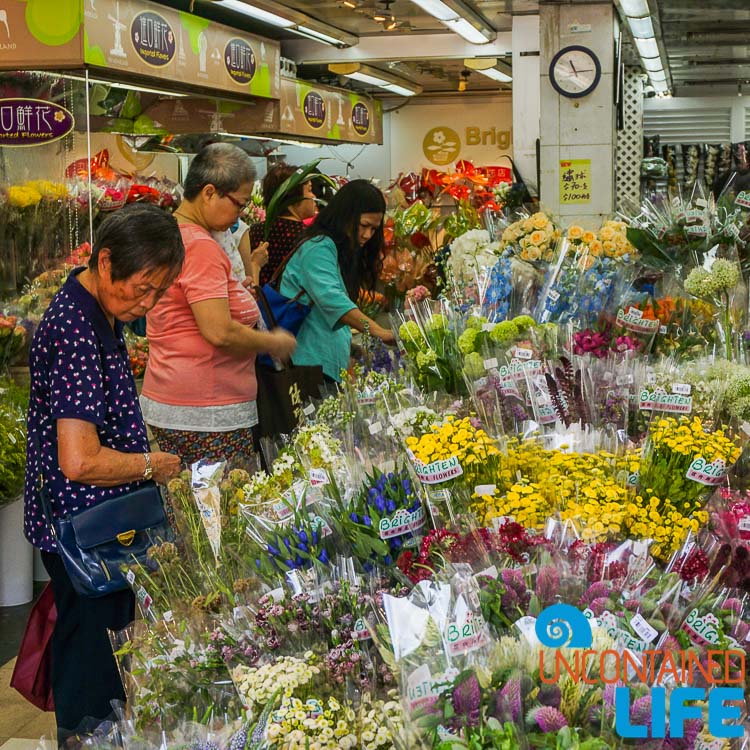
[149,425,259,470]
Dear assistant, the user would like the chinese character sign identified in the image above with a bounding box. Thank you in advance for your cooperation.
[0,98,74,146]
[559,159,592,205]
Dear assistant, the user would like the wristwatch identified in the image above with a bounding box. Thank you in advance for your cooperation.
[142,452,153,481]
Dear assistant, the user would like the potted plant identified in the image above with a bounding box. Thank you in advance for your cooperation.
[0,377,31,606]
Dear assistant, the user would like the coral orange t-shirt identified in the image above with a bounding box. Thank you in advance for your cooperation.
[143,224,260,407]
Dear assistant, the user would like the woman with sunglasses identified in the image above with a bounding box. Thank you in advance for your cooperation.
[141,143,295,466]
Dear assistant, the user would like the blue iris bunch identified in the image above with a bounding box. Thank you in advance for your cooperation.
[576,257,620,326]
[340,467,425,571]
[483,253,514,322]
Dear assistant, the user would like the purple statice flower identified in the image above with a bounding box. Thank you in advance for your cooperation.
[533,706,568,732]
[536,565,560,607]
[452,672,481,727]
[588,596,611,617]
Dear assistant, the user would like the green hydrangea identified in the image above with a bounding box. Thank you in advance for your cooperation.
[416,350,438,370]
[398,321,422,350]
[463,352,485,379]
[711,258,741,292]
[428,313,449,335]
[489,320,519,344]
[728,395,750,422]
[725,369,750,402]
[512,315,536,332]
[466,315,488,330]
[458,328,479,355]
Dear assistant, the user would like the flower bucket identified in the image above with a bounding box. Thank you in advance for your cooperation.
[0,496,34,606]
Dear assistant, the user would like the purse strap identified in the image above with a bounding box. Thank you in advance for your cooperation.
[265,236,314,309]
[32,431,59,541]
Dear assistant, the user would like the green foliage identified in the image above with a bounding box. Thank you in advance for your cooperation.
[0,377,28,506]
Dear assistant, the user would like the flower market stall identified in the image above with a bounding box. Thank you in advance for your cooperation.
[30,183,750,750]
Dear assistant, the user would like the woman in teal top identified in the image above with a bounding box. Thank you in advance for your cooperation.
[280,180,394,382]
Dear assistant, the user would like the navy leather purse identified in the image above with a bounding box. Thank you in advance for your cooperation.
[39,477,171,598]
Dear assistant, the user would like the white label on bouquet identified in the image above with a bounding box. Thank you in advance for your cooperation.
[671,383,691,395]
[513,347,533,360]
[548,290,560,302]
[369,421,383,435]
[639,389,692,414]
[617,307,660,334]
[742,421,750,437]
[126,569,136,585]
[473,377,488,389]
[736,191,750,209]
[407,665,444,712]
[273,499,294,521]
[630,613,659,643]
[491,515,515,531]
[659,325,668,334]
[686,457,728,486]
[474,484,497,496]
[482,322,494,332]
[194,486,222,562]
[308,468,329,486]
[446,611,491,656]
[309,513,333,538]
[136,586,152,612]
[738,516,750,532]
[351,617,371,641]
[515,616,540,647]
[538,404,558,425]
[163,610,173,622]
[357,390,378,405]
[303,403,316,416]
[379,505,426,539]
[616,374,634,386]
[413,455,463,485]
[483,357,499,371]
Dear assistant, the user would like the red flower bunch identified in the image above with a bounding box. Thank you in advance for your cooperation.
[572,328,610,358]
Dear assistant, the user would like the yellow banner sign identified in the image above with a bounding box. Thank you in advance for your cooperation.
[560,159,592,205]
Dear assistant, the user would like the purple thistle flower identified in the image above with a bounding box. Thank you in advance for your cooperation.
[537,684,561,709]
[630,695,653,728]
[452,672,481,727]
[579,581,611,607]
[588,596,611,617]
[533,706,568,733]
[490,676,522,723]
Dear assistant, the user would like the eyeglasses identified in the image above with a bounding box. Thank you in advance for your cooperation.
[221,193,251,212]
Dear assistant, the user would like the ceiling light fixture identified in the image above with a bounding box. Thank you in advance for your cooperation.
[626,15,653,39]
[408,0,495,44]
[342,0,357,7]
[464,57,512,83]
[619,0,649,15]
[633,36,659,59]
[216,0,358,47]
[329,62,422,96]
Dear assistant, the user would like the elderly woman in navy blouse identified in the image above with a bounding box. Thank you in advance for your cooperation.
[23,204,184,744]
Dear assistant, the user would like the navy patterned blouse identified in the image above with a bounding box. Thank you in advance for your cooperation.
[24,269,150,552]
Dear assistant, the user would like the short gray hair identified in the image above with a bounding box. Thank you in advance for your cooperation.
[182,143,256,200]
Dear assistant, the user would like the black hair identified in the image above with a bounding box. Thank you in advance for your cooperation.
[182,142,256,201]
[262,163,301,207]
[300,179,385,300]
[89,203,184,281]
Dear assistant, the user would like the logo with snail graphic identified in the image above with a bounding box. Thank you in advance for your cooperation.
[533,604,744,740]
[422,126,460,166]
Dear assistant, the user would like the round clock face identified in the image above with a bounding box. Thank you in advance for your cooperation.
[549,45,602,98]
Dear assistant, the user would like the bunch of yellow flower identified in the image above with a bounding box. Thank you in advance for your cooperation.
[625,494,708,560]
[472,442,638,542]
[499,211,560,264]
[405,415,500,489]
[565,220,636,270]
[26,180,69,200]
[638,416,740,516]
[7,184,42,209]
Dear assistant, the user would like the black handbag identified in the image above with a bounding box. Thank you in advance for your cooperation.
[39,476,171,598]
[253,278,324,437]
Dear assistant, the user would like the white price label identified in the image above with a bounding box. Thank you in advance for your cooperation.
[303,403,315,416]
[548,290,560,302]
[671,383,691,395]
[482,322,494,332]
[630,613,659,643]
[163,610,173,622]
[474,484,497,496]
[126,570,135,585]
[491,515,515,531]
[369,421,383,435]
[738,516,750,532]
[513,347,533,360]
[515,616,540,646]
[483,357,499,371]
[309,468,329,486]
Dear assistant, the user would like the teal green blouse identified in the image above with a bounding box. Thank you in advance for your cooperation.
[280,235,356,381]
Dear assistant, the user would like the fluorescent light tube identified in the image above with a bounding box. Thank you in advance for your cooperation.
[619,0,649,15]
[218,1,295,27]
[642,56,663,72]
[295,25,345,45]
[652,80,668,93]
[476,67,512,83]
[634,37,659,58]
[627,15,654,39]
[348,71,391,87]
[383,83,420,96]
[409,0,459,21]
[445,16,492,44]
[649,69,667,82]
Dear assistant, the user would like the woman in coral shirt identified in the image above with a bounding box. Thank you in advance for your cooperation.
[141,144,295,466]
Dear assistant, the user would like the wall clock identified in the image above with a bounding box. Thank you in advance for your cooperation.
[549,45,602,99]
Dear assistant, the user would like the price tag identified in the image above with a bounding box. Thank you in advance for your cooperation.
[671,383,691,395]
[309,468,329,486]
[491,515,515,531]
[630,613,659,643]
[659,325,667,335]
[515,616,540,646]
[269,587,285,602]
[474,484,497,496]
[163,610,173,622]
[738,516,750,532]
[483,357,499,371]
[513,347,533,360]
[303,403,316,416]
[548,290,560,302]
[126,570,136,585]
[482,322,494,332]
[369,421,383,435]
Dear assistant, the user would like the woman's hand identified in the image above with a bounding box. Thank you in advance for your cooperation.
[250,241,269,269]
[150,451,182,484]
[373,325,396,345]
[266,328,297,361]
